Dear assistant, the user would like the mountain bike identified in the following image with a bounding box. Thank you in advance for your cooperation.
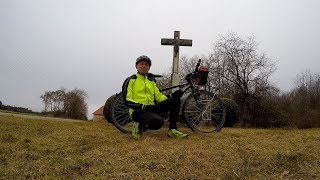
[107,59,226,133]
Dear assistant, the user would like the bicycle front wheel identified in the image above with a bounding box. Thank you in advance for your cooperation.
[110,92,132,133]
[182,90,226,133]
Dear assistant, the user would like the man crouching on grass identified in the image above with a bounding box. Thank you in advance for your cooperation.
[122,55,188,139]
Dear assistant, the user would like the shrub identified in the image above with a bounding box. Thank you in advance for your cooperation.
[221,98,239,127]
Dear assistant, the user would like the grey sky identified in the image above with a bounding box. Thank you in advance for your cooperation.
[1,0,319,119]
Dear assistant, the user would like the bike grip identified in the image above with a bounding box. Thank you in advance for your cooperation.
[195,59,201,72]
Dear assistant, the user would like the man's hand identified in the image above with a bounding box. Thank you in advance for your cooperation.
[171,90,184,99]
[142,105,156,112]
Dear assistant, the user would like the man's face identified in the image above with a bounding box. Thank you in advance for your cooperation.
[136,60,150,75]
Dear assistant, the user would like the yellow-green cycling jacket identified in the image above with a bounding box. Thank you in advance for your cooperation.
[122,73,167,116]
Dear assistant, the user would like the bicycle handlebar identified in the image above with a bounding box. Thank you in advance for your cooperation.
[185,59,202,82]
[195,59,201,73]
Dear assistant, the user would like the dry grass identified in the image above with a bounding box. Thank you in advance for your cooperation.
[0,114,319,179]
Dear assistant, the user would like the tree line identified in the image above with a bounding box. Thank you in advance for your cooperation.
[158,32,319,128]
[0,102,36,114]
[40,88,88,120]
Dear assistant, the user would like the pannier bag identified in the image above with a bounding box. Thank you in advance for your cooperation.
[195,67,209,85]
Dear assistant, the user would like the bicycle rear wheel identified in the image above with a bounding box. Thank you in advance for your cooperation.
[182,90,226,133]
[110,92,132,133]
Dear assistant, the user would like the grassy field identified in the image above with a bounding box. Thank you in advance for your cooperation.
[0,114,319,179]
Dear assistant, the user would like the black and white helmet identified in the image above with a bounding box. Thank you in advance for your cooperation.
[136,55,152,66]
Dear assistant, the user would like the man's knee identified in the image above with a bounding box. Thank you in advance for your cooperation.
[147,116,164,130]
[135,112,164,130]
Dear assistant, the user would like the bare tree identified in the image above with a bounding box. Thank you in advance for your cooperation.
[213,32,276,101]
[206,52,232,95]
[40,88,66,112]
[64,88,88,120]
[40,91,53,112]
[52,88,66,112]
[289,71,320,128]
[40,87,88,120]
[179,55,199,78]
[207,32,277,126]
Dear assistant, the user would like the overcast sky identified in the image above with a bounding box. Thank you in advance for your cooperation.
[1,0,319,119]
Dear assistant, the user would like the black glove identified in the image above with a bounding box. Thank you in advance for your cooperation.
[171,90,184,99]
[142,105,156,112]
[185,73,193,81]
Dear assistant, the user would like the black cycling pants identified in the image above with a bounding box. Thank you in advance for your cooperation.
[132,97,180,130]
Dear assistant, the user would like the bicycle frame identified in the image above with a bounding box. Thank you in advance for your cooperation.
[160,80,211,114]
[159,82,190,93]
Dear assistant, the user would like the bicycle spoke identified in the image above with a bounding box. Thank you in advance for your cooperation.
[183,90,226,132]
[111,93,132,133]
[115,114,130,125]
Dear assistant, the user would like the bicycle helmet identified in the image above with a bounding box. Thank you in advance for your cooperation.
[136,55,152,66]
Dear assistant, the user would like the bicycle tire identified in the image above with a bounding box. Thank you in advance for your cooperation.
[182,90,226,133]
[103,95,116,124]
[110,92,132,133]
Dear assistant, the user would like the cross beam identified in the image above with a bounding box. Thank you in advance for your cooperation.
[161,31,192,57]
[161,31,192,91]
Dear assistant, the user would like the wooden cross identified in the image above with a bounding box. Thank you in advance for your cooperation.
[161,31,192,91]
